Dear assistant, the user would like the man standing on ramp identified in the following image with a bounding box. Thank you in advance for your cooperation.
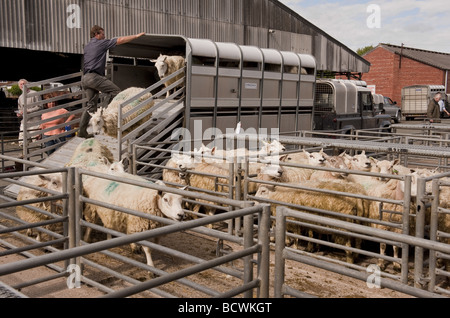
[79,25,145,138]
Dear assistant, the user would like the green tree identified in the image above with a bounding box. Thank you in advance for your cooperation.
[7,84,41,97]
[356,45,374,56]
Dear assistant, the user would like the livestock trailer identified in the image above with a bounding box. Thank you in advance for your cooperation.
[401,85,446,120]
[107,34,317,139]
[313,79,391,132]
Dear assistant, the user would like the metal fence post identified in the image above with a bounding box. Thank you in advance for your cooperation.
[243,209,254,298]
[73,167,83,273]
[258,204,271,298]
[428,179,440,292]
[66,168,75,266]
[414,177,427,288]
[274,206,286,298]
[401,175,412,283]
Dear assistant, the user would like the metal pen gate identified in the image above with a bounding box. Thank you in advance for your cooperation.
[274,206,450,298]
[0,155,270,298]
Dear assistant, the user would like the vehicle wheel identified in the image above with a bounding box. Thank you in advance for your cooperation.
[394,112,401,123]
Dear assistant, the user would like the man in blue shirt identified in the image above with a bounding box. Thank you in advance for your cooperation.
[79,25,145,138]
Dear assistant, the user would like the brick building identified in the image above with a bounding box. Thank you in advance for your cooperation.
[361,43,450,105]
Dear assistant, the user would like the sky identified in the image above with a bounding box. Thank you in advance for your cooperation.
[279,0,450,54]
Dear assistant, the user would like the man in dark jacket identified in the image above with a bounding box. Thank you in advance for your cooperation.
[427,93,442,123]
[78,25,145,138]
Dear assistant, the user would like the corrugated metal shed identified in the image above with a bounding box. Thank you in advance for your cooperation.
[0,0,369,73]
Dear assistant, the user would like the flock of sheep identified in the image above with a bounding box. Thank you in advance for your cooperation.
[15,137,450,280]
[12,54,450,286]
[160,142,449,270]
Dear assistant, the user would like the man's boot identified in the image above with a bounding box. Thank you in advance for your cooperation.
[78,111,93,138]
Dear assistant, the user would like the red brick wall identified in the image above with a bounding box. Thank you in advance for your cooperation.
[361,46,446,106]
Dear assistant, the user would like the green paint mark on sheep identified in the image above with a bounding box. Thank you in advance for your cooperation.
[105,182,119,195]
[82,139,95,147]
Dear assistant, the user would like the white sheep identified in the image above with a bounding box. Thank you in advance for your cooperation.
[151,54,186,98]
[282,149,327,166]
[255,180,370,264]
[89,87,154,138]
[16,173,63,242]
[366,177,417,271]
[343,153,385,191]
[82,175,185,270]
[66,138,116,169]
[258,151,327,183]
[206,139,285,164]
[108,158,127,174]
[309,153,349,181]
[343,151,373,172]
[162,145,214,187]
[185,157,279,223]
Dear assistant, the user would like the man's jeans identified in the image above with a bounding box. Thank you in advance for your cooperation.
[79,73,121,137]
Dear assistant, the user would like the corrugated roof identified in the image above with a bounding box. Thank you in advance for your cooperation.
[379,43,450,70]
[0,0,369,73]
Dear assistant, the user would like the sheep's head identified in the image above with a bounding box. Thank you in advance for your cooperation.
[171,153,196,172]
[38,174,63,192]
[261,139,285,155]
[20,173,63,197]
[89,108,105,136]
[373,159,400,181]
[108,158,126,174]
[151,54,168,79]
[344,151,372,171]
[258,163,284,181]
[308,149,327,166]
[193,144,214,162]
[325,155,349,178]
[255,184,276,199]
[155,181,185,221]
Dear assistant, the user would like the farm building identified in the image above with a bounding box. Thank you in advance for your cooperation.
[0,0,369,81]
[361,43,450,105]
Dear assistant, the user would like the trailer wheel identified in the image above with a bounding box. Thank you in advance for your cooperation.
[394,111,401,123]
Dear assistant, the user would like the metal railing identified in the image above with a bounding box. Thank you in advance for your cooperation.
[21,72,86,163]
[0,155,270,298]
[274,206,450,298]
[117,67,186,160]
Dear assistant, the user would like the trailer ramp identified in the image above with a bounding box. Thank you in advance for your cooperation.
[3,135,120,199]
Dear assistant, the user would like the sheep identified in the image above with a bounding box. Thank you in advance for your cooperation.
[88,87,154,138]
[366,177,418,271]
[206,139,285,164]
[162,145,214,187]
[282,149,327,166]
[254,181,370,264]
[342,153,387,191]
[185,158,281,223]
[16,172,63,242]
[309,153,349,181]
[82,174,185,270]
[258,151,328,184]
[343,151,372,172]
[151,54,186,98]
[108,158,126,174]
[66,138,115,169]
[284,65,308,75]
